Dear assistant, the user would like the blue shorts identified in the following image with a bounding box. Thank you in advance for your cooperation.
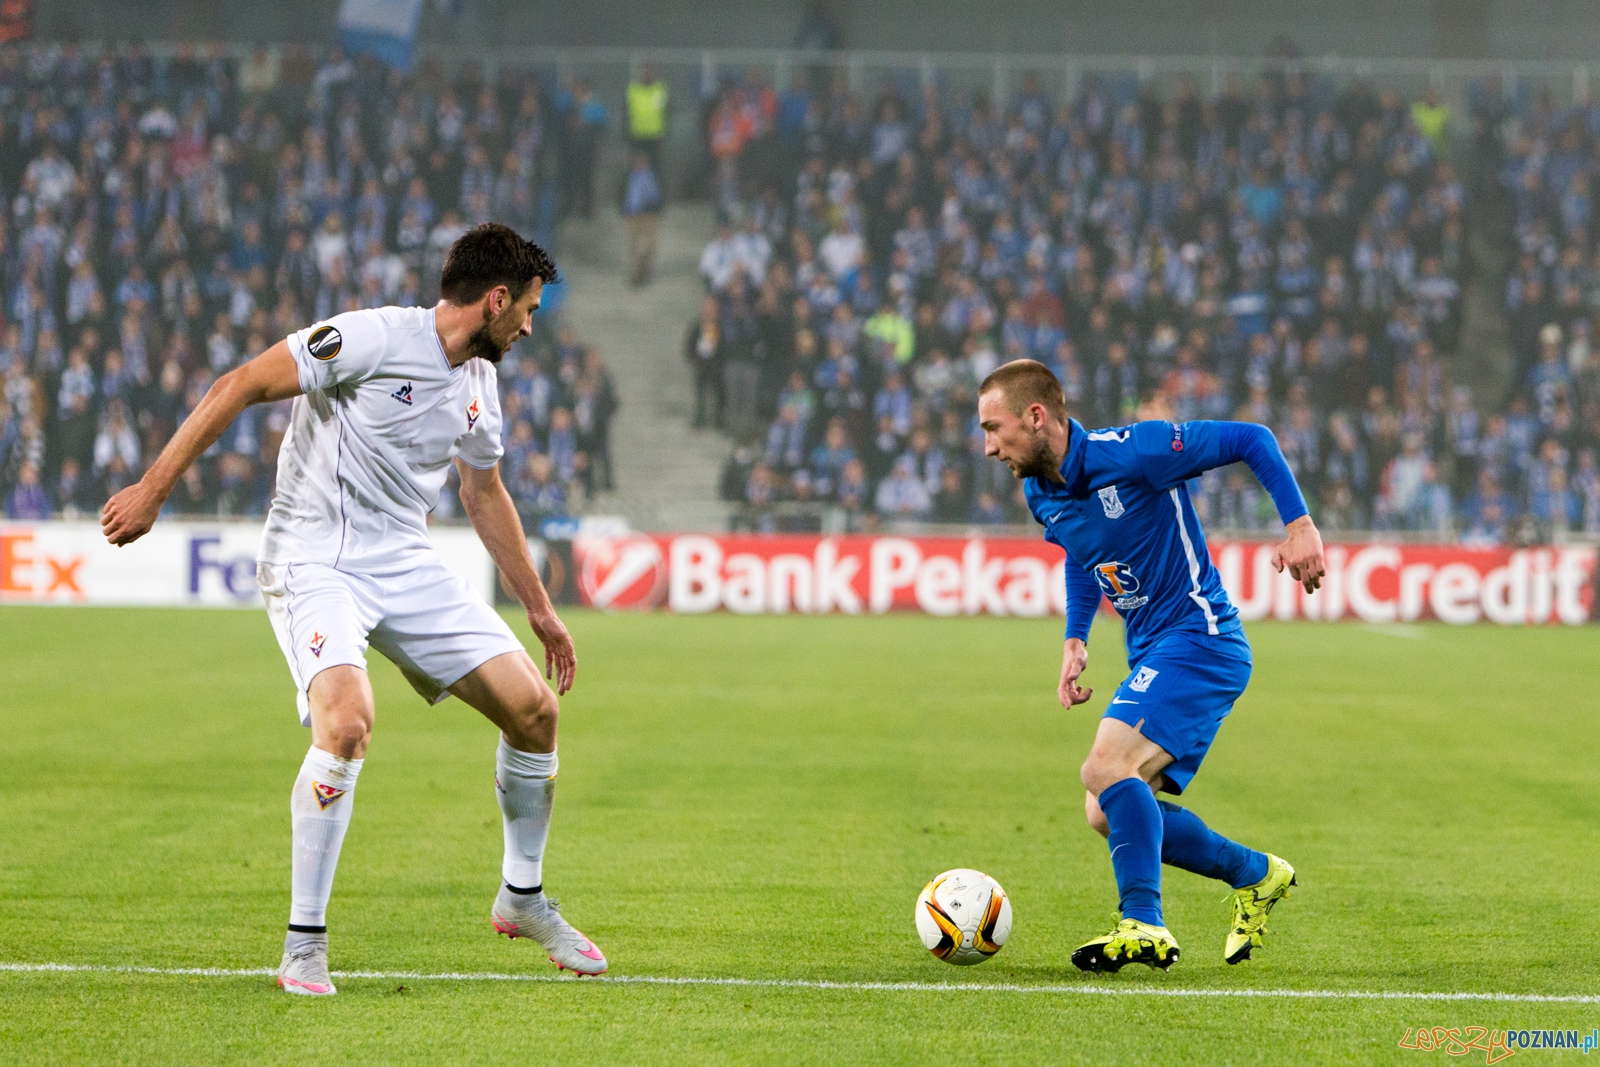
[1102,629,1253,796]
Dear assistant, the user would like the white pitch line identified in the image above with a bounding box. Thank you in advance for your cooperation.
[4,962,1599,1004]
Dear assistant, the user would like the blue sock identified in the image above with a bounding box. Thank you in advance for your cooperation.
[1158,800,1269,889]
[1097,777,1164,926]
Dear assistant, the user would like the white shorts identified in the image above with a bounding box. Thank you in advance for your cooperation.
[258,555,525,726]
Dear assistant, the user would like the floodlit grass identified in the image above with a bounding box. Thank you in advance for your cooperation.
[3,606,1597,1064]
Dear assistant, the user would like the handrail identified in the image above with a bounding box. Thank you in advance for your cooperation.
[19,39,1598,84]
[416,45,1593,82]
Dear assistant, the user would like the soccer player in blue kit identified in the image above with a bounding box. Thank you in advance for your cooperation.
[977,360,1327,973]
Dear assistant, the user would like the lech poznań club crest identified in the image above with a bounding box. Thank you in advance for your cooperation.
[1098,485,1125,519]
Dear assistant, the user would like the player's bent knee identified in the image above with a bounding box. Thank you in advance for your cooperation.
[307,666,375,758]
[451,652,560,752]
[317,716,372,759]
[311,701,373,758]
[503,687,559,752]
[1080,757,1142,797]
[524,688,559,735]
[1079,757,1116,796]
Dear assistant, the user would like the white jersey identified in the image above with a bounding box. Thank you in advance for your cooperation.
[259,305,504,571]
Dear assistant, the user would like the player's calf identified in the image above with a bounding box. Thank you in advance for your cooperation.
[282,744,362,998]
[1084,790,1110,837]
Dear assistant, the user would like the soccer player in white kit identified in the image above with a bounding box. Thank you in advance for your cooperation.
[101,224,607,992]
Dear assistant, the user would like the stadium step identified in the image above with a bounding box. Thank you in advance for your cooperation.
[558,201,731,533]
[1458,152,1514,402]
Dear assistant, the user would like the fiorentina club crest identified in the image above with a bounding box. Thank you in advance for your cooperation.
[1098,485,1125,519]
[308,630,327,658]
[466,396,481,430]
[312,781,347,810]
[574,535,668,610]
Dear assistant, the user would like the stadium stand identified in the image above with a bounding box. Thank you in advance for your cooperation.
[691,68,1600,543]
[0,43,618,528]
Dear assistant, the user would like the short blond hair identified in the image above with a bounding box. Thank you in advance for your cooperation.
[979,359,1068,420]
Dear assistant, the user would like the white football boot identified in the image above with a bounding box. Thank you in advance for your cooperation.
[491,887,608,975]
[277,930,336,995]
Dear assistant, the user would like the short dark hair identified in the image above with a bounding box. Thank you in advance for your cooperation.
[979,359,1068,420]
[439,223,559,304]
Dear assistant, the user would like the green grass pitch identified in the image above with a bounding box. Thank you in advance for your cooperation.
[2,605,1598,1065]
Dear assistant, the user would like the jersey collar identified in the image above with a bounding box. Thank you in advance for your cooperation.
[1058,418,1089,496]
[1024,419,1089,504]
[427,307,459,373]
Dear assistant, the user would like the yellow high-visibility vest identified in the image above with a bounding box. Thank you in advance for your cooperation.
[628,81,668,139]
[865,310,915,362]
[1411,101,1449,149]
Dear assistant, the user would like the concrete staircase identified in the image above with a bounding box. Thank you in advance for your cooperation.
[556,201,730,532]
[1458,145,1514,404]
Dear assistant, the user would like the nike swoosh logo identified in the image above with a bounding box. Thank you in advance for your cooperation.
[1109,844,1129,861]
[1111,698,1139,705]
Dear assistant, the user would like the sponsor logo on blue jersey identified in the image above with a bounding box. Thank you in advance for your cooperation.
[1093,561,1149,611]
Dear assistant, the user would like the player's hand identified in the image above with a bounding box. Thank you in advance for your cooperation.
[101,479,165,546]
[528,608,577,695]
[1059,638,1093,708]
[1272,515,1326,594]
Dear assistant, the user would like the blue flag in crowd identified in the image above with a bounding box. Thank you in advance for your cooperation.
[337,0,424,72]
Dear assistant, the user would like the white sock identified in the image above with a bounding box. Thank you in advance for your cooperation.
[496,737,557,890]
[289,746,363,928]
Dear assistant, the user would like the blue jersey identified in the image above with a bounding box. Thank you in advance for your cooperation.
[1024,419,1308,663]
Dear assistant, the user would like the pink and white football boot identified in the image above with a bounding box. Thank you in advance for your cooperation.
[277,930,336,996]
[492,886,608,975]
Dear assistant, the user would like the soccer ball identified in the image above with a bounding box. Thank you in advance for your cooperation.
[914,869,1012,965]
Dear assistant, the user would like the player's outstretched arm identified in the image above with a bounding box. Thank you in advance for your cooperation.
[456,459,576,695]
[1133,419,1326,592]
[1203,421,1327,593]
[101,341,303,546]
[1210,421,1327,593]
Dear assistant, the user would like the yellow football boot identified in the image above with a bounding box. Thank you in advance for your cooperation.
[1071,918,1181,972]
[1225,854,1297,964]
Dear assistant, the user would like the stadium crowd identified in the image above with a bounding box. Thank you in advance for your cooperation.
[691,68,1600,543]
[0,43,618,527]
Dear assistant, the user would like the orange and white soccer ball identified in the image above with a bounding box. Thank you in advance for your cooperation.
[914,868,1012,965]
